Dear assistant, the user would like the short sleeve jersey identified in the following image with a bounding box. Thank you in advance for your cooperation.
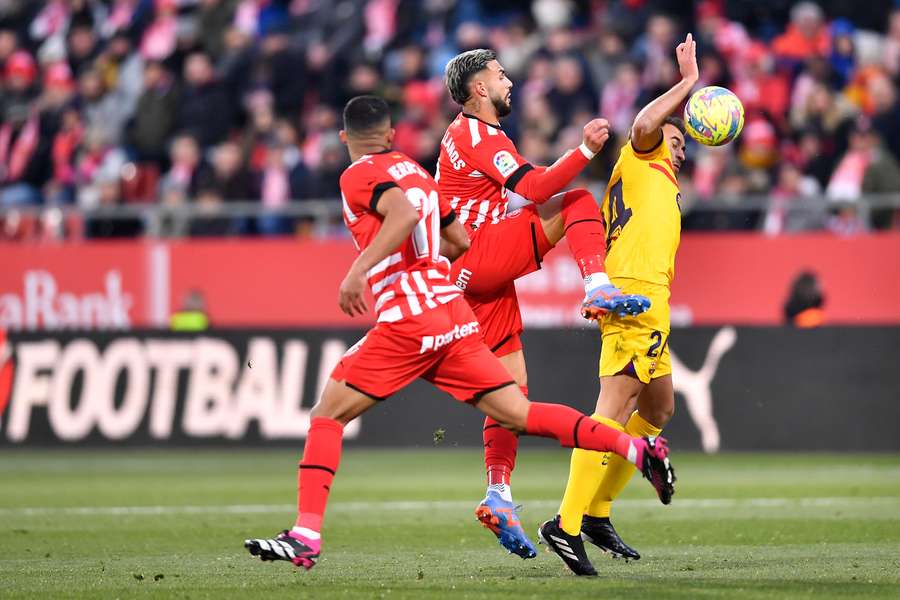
[437,112,534,233]
[601,137,682,286]
[340,150,460,323]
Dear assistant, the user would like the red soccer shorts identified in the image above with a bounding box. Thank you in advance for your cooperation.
[449,205,553,356]
[331,297,515,402]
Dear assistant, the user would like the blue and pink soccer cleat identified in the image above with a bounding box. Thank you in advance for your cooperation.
[581,284,651,320]
[475,490,537,559]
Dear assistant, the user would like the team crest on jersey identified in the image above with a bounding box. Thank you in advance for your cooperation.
[492,150,518,178]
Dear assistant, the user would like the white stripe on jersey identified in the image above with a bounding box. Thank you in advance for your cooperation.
[436,293,460,304]
[399,276,423,316]
[458,199,477,225]
[371,272,401,295]
[468,170,484,178]
[341,192,358,223]
[487,126,498,136]
[367,252,402,277]
[431,285,462,294]
[374,290,395,312]
[377,305,403,323]
[450,197,461,210]
[411,271,438,309]
[468,118,481,148]
[470,199,491,229]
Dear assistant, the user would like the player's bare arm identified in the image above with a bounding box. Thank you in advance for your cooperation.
[338,188,420,317]
[439,217,470,262]
[632,33,698,151]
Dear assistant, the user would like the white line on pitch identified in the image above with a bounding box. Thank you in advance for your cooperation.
[0,497,897,517]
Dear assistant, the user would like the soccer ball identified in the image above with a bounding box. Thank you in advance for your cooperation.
[683,86,745,146]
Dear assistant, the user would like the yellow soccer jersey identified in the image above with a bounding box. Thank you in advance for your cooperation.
[600,138,681,286]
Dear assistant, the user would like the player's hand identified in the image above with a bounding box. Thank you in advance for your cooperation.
[582,118,611,154]
[338,266,369,317]
[676,32,698,84]
[581,284,652,320]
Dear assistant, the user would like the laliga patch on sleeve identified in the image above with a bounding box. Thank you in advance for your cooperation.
[492,150,519,178]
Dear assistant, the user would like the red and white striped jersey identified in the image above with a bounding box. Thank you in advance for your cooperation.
[339,150,461,323]
[436,112,533,233]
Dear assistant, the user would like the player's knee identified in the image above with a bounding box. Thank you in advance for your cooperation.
[645,404,675,428]
[561,187,595,210]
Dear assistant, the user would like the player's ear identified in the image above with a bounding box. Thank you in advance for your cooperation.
[338,130,348,146]
[387,127,395,145]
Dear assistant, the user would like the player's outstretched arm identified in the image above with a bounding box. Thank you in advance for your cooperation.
[439,216,470,262]
[631,33,698,151]
[507,119,610,204]
[338,188,419,317]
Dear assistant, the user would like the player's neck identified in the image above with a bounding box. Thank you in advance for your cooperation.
[463,101,500,128]
[347,141,391,162]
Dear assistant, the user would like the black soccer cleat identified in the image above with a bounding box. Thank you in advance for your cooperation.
[537,516,598,576]
[581,515,641,561]
[637,436,676,505]
[244,530,320,570]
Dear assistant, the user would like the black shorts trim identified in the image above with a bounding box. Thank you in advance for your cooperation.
[440,210,457,228]
[298,464,336,475]
[469,381,516,403]
[490,334,514,353]
[346,381,388,402]
[505,163,534,192]
[370,181,399,212]
[530,222,542,269]
[563,217,603,233]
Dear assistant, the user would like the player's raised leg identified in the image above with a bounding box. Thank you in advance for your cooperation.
[583,375,674,558]
[536,189,649,319]
[244,378,377,570]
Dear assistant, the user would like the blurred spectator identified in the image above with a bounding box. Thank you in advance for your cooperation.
[196,140,254,202]
[170,289,210,331]
[189,187,233,236]
[783,271,825,328]
[159,133,206,204]
[127,60,179,165]
[83,164,143,238]
[198,0,237,60]
[178,52,234,148]
[546,54,597,128]
[140,0,179,61]
[2,50,37,122]
[868,74,900,162]
[763,162,825,235]
[772,2,830,67]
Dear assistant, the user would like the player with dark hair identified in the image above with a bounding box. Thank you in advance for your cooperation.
[440,49,652,558]
[540,34,697,576]
[242,95,676,572]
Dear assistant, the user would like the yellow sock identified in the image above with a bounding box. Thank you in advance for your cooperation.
[557,414,624,535]
[587,411,662,518]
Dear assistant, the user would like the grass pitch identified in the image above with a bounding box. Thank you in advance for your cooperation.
[1,448,899,599]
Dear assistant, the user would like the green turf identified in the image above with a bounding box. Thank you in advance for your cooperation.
[1,449,899,599]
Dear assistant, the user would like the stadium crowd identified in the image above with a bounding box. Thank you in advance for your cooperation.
[1,0,900,238]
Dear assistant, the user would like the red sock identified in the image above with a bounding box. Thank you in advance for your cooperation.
[525,402,634,460]
[561,188,605,278]
[296,417,344,532]
[483,384,526,486]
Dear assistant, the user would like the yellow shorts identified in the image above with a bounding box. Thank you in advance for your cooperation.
[598,278,671,383]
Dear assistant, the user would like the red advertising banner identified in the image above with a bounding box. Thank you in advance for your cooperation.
[1,233,899,329]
